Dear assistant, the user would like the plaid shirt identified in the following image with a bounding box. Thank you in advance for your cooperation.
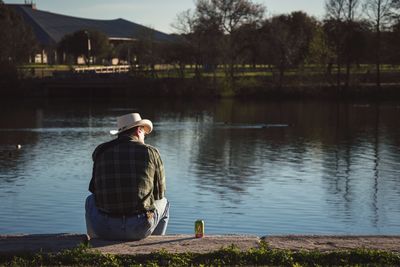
[89,135,166,215]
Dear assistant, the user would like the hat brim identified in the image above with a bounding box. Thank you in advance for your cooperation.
[110,119,153,135]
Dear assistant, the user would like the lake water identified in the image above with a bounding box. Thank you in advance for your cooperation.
[1,98,400,236]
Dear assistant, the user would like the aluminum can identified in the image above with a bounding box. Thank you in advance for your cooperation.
[195,220,204,238]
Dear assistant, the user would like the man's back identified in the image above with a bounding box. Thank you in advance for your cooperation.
[90,136,165,215]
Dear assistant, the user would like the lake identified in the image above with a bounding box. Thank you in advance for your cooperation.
[1,98,400,236]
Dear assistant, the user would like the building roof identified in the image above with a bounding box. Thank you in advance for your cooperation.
[9,4,175,46]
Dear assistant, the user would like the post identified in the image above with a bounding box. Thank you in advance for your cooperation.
[84,30,91,66]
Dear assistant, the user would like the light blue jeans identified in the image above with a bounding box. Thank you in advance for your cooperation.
[85,194,169,240]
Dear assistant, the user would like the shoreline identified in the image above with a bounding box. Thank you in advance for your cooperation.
[1,234,400,255]
[2,75,400,100]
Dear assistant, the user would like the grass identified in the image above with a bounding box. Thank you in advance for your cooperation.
[1,242,399,266]
[7,63,400,99]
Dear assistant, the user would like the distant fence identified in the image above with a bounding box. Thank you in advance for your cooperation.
[74,65,131,74]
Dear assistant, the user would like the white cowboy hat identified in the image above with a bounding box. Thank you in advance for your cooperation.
[110,113,153,135]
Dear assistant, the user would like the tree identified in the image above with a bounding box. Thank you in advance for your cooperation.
[195,0,265,79]
[129,27,164,77]
[325,0,362,89]
[172,7,224,78]
[363,0,397,87]
[0,3,36,64]
[394,0,400,13]
[344,0,361,88]
[325,0,346,88]
[195,0,265,34]
[387,19,400,64]
[345,0,361,20]
[58,29,110,64]
[114,42,134,64]
[324,18,368,86]
[87,30,111,63]
[325,0,346,20]
[306,23,335,76]
[0,2,36,88]
[193,12,224,76]
[231,22,262,68]
[172,1,265,80]
[172,9,197,35]
[260,11,317,86]
[172,10,202,77]
[163,38,194,78]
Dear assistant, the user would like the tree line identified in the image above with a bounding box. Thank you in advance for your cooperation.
[2,0,400,90]
[60,0,400,89]
[167,0,400,89]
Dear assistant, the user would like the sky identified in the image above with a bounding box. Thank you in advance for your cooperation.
[5,0,326,33]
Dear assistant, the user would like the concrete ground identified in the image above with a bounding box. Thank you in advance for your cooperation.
[1,234,400,255]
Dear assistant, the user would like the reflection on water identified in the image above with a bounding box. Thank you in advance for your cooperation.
[0,98,400,235]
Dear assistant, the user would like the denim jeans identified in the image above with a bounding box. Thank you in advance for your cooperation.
[85,194,169,240]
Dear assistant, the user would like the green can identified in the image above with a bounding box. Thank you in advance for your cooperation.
[195,220,204,238]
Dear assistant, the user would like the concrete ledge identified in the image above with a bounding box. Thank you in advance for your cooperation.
[0,233,88,255]
[89,234,259,254]
[1,234,400,255]
[263,235,400,252]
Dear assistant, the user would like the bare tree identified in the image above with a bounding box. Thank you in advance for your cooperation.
[325,0,346,88]
[344,0,361,88]
[171,9,197,35]
[131,27,161,77]
[195,0,265,79]
[326,0,346,20]
[388,19,400,64]
[172,7,223,78]
[394,0,400,13]
[171,10,198,77]
[344,0,361,20]
[325,0,361,90]
[196,0,265,34]
[363,0,396,87]
[171,0,265,81]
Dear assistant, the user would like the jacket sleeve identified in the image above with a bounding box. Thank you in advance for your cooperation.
[88,146,99,193]
[88,165,96,193]
[150,147,166,200]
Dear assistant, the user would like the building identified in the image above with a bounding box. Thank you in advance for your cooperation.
[8,3,175,64]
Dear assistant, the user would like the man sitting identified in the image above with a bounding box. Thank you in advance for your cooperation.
[85,113,169,240]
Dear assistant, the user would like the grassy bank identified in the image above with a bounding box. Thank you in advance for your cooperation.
[2,69,400,99]
[1,242,400,266]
